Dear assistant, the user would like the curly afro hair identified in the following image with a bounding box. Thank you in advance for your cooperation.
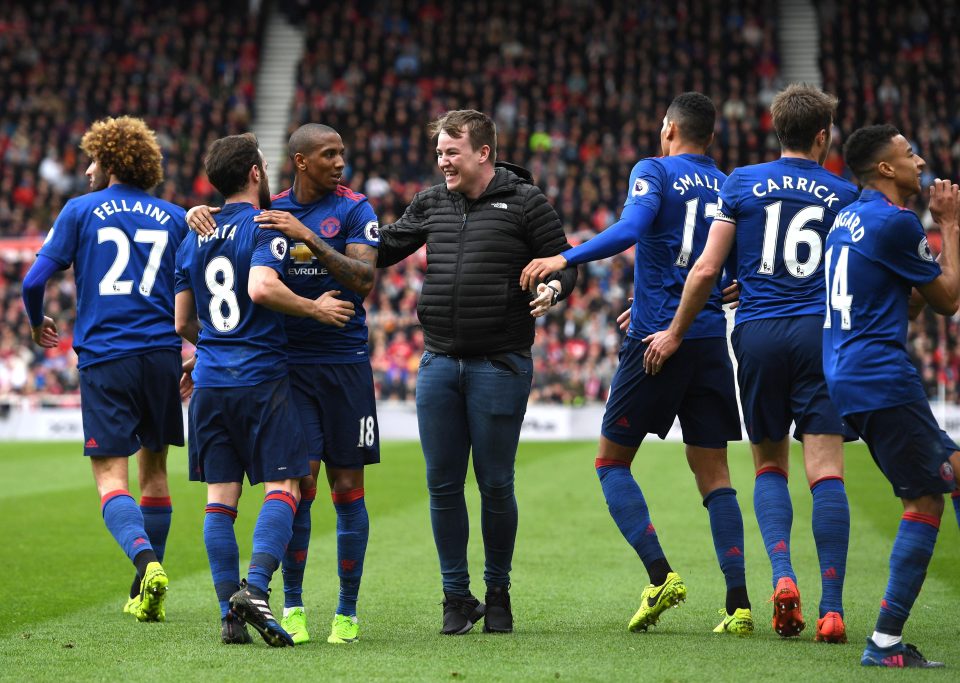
[80,116,164,190]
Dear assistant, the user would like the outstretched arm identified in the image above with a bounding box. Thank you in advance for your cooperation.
[642,219,736,374]
[377,194,428,268]
[520,203,655,290]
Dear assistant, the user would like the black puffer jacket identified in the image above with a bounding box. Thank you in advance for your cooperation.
[378,162,577,356]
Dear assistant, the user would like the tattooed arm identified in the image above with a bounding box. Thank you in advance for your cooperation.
[254,210,377,298]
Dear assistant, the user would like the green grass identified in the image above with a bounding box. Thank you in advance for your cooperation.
[0,439,958,681]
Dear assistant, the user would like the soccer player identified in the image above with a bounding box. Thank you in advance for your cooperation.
[175,133,352,647]
[824,125,959,668]
[521,93,750,635]
[643,84,859,642]
[188,123,379,645]
[21,116,187,623]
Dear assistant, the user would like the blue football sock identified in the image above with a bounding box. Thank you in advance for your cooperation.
[333,489,369,617]
[140,496,173,563]
[703,487,747,593]
[204,503,239,619]
[753,467,796,587]
[875,512,940,637]
[596,458,668,582]
[248,491,297,594]
[101,490,154,564]
[282,485,316,609]
[952,491,960,532]
[810,477,849,617]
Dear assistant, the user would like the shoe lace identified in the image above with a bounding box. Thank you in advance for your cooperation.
[904,644,927,662]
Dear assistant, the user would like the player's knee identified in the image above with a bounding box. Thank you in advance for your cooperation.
[904,494,945,518]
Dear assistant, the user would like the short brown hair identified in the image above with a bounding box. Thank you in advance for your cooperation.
[80,116,164,190]
[204,133,262,198]
[770,84,838,152]
[429,109,497,162]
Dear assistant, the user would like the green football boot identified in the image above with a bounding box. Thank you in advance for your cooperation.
[327,614,360,644]
[713,607,754,635]
[628,572,687,632]
[134,562,168,622]
[280,607,310,644]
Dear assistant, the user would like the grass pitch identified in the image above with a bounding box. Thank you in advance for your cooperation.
[1,439,958,681]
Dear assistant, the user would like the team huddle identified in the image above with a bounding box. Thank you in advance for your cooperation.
[21,85,960,669]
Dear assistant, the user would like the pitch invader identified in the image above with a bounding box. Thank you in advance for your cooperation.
[22,117,187,623]
[824,125,960,668]
[175,133,352,647]
[522,93,750,635]
[644,84,859,643]
[189,123,379,645]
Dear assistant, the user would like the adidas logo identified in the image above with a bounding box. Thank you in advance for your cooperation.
[725,546,743,557]
[645,523,656,535]
[340,559,357,571]
[491,202,508,209]
[822,566,838,580]
[772,540,788,553]
[133,537,147,546]
[85,437,98,448]
[615,416,631,428]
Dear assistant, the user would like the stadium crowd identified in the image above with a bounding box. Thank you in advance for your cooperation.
[0,0,261,402]
[3,0,960,404]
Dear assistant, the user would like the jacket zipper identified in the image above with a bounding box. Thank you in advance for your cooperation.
[452,197,470,342]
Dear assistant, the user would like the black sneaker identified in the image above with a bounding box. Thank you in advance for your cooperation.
[229,579,294,647]
[483,585,513,633]
[221,611,253,644]
[441,593,485,635]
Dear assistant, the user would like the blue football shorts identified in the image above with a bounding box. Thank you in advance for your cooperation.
[732,315,853,443]
[79,350,184,456]
[845,400,957,499]
[188,376,309,485]
[289,361,380,469]
[602,335,741,449]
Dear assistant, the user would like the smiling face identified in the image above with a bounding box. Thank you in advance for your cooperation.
[436,127,490,198]
[297,131,345,194]
[881,134,925,199]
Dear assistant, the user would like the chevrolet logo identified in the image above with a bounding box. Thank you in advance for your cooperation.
[289,242,315,264]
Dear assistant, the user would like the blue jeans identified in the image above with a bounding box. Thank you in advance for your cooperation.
[415,351,533,595]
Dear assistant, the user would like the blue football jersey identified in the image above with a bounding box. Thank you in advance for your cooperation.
[716,158,859,325]
[625,154,728,339]
[174,202,290,388]
[271,185,379,364]
[823,189,941,414]
[38,184,188,368]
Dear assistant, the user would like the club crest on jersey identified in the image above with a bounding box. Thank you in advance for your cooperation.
[632,178,650,197]
[941,460,955,485]
[270,236,287,260]
[364,220,380,242]
[320,217,341,238]
[918,237,934,262]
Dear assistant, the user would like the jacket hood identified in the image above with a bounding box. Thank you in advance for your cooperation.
[494,161,533,182]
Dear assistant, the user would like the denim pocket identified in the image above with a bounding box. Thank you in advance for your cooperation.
[419,351,436,368]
